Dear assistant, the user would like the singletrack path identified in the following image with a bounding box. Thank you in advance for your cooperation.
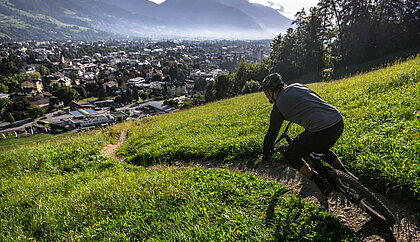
[101,131,127,162]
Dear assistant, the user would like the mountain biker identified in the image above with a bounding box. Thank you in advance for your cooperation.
[260,73,350,197]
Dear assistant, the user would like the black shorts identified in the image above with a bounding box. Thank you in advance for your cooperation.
[284,119,344,170]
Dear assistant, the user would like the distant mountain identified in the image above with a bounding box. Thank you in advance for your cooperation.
[0,0,114,40]
[0,0,292,40]
[221,0,291,32]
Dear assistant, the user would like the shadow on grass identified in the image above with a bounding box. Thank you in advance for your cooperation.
[264,190,359,241]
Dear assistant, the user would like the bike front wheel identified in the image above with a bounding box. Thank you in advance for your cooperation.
[332,170,396,227]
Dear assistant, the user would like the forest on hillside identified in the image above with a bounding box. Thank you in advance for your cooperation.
[267,0,420,80]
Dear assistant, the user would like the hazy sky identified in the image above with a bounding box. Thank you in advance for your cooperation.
[148,0,319,19]
[249,0,319,19]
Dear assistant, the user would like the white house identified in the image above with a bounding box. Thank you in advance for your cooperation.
[127,77,146,86]
[69,115,110,128]
[48,75,71,87]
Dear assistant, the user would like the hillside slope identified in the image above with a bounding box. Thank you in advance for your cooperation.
[118,56,420,201]
[0,0,112,40]
[0,133,358,240]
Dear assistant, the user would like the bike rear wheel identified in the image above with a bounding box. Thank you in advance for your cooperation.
[332,170,396,227]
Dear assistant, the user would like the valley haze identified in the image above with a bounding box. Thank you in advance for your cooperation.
[0,0,293,40]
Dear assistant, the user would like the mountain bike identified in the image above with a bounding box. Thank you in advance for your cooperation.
[274,122,396,227]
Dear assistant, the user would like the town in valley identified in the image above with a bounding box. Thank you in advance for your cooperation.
[0,39,271,138]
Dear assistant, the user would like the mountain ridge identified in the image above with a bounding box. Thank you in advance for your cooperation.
[0,0,292,40]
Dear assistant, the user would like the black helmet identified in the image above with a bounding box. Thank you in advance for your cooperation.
[260,73,284,91]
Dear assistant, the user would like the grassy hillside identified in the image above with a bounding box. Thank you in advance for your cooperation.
[0,132,357,240]
[0,56,418,240]
[0,132,78,153]
[118,56,419,200]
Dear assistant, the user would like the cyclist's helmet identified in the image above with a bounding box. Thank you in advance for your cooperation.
[260,73,284,92]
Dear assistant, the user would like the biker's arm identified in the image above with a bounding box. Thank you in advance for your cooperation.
[263,104,284,158]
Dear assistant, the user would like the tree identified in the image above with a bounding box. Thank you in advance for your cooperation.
[403,0,420,46]
[37,65,50,76]
[164,99,179,109]
[126,89,132,102]
[0,83,8,93]
[132,88,139,102]
[241,80,260,94]
[0,98,10,117]
[193,78,207,93]
[215,74,233,99]
[140,91,148,101]
[97,84,108,100]
[68,72,79,81]
[27,105,45,118]
[74,86,87,99]
[5,112,14,124]
[53,87,80,106]
[163,76,172,83]
[204,80,216,102]
[152,74,163,82]
[232,61,252,95]
[84,83,99,97]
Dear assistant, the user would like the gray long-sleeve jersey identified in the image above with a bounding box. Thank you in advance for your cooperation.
[263,83,342,156]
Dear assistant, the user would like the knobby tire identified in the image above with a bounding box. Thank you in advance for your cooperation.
[332,170,396,227]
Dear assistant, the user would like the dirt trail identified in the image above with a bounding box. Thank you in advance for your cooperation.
[101,131,127,162]
[102,135,419,241]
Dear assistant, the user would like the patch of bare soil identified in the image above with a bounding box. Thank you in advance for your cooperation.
[101,131,127,162]
[177,159,419,242]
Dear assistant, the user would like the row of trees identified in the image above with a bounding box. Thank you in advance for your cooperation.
[203,61,268,103]
[268,0,420,80]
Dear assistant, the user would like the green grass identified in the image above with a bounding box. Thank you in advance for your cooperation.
[0,131,113,179]
[0,164,358,241]
[119,94,268,165]
[118,56,419,200]
[0,132,76,153]
[0,128,358,240]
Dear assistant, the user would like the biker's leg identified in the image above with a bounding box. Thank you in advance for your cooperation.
[284,132,333,196]
[323,150,345,170]
[299,163,314,178]
[323,150,358,179]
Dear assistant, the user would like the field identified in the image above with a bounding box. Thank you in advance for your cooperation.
[0,132,77,153]
[0,56,418,240]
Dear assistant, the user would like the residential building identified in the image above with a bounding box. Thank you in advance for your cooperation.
[21,79,43,93]
[166,83,187,96]
[48,74,71,87]
[69,115,110,128]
